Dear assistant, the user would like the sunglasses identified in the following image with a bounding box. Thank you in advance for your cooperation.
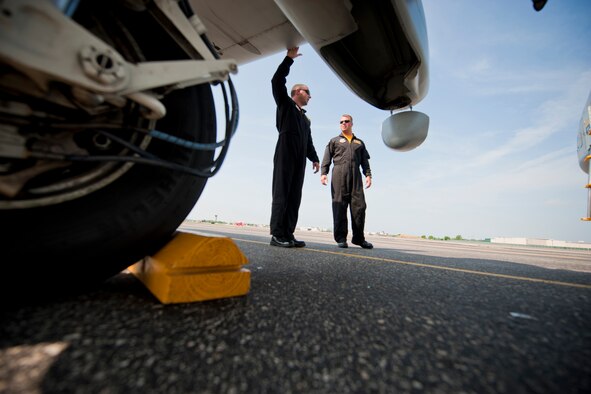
[340,120,351,124]
[300,89,310,95]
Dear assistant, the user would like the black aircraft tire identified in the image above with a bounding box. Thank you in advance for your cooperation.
[0,84,216,299]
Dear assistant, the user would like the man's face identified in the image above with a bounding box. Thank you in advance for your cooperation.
[296,87,311,106]
[340,117,352,132]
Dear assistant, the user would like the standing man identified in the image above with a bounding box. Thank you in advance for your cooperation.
[320,114,373,249]
[270,47,320,248]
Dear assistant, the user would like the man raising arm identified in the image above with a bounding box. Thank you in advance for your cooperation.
[269,47,320,248]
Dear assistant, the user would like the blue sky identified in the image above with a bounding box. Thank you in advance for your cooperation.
[188,0,591,243]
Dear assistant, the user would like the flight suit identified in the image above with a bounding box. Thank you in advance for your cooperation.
[270,57,319,240]
[321,134,371,244]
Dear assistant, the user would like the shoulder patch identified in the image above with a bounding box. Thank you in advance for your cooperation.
[353,140,362,144]
[339,138,347,143]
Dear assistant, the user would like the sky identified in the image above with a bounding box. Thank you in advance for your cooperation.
[187,0,591,243]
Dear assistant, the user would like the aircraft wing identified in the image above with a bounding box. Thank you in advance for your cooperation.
[189,0,429,111]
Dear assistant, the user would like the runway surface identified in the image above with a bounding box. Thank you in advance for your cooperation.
[1,222,590,393]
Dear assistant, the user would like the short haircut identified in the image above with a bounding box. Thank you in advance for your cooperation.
[341,114,353,122]
[291,84,307,97]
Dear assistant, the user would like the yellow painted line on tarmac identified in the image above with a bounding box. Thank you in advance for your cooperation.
[233,238,591,290]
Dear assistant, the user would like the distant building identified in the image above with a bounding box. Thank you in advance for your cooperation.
[491,237,591,250]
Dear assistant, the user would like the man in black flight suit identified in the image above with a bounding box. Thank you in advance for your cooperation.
[269,47,320,248]
[320,114,373,249]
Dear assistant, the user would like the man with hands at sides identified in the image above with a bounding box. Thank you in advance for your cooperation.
[320,114,373,249]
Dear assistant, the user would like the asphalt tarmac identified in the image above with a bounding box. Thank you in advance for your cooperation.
[2,222,590,393]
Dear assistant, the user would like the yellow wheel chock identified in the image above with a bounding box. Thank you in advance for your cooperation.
[128,231,250,303]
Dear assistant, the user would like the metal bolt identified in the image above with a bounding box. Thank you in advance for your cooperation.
[79,46,126,86]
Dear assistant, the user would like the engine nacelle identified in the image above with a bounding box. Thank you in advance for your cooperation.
[381,110,429,152]
[577,91,591,174]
